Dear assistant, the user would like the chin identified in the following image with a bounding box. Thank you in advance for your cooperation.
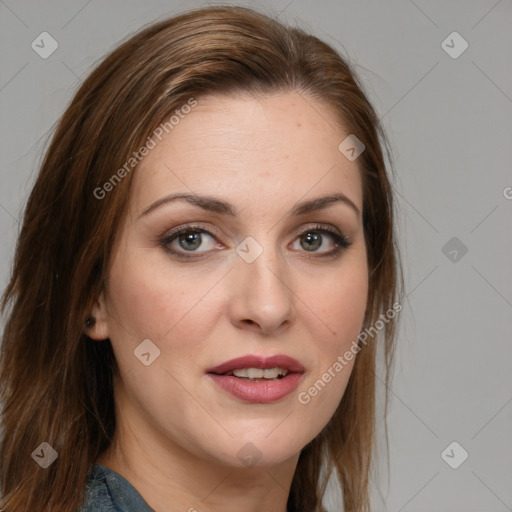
[203,428,310,469]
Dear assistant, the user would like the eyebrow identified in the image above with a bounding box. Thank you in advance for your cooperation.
[140,192,361,219]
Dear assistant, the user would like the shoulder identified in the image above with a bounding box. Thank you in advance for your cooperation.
[78,464,154,512]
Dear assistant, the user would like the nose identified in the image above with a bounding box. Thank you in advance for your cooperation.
[227,243,296,335]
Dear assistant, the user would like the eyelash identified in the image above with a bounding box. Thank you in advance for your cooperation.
[159,223,352,260]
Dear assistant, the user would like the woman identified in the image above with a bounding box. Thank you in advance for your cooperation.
[0,5,403,511]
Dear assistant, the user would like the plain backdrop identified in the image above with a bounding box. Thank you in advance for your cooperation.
[1,1,511,511]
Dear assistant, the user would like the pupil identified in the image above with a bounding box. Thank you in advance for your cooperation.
[179,232,201,250]
[302,232,321,251]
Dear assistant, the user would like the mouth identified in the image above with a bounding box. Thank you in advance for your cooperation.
[220,367,290,380]
[206,355,305,404]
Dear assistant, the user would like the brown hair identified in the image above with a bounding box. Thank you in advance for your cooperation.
[0,5,403,511]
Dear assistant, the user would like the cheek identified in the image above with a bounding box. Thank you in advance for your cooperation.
[106,249,217,343]
[329,278,367,330]
[310,259,368,344]
[295,260,368,415]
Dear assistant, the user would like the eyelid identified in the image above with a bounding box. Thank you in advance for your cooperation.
[160,222,222,242]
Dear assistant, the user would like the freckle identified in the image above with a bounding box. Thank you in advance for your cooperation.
[297,122,301,127]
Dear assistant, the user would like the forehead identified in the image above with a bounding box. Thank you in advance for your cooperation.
[130,91,363,215]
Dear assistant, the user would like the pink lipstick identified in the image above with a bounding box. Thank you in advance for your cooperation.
[206,354,305,404]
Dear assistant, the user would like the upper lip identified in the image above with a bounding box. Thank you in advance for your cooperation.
[207,354,305,375]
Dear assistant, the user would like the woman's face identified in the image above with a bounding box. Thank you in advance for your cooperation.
[93,91,368,469]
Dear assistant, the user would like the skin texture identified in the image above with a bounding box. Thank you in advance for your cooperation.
[90,91,369,512]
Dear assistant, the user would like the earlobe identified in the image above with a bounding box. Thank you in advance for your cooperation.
[85,291,110,340]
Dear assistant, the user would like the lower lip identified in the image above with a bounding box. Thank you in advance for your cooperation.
[207,373,303,404]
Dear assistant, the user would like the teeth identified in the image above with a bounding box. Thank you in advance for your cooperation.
[231,367,289,379]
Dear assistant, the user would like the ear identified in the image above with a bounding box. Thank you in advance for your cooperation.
[85,290,110,340]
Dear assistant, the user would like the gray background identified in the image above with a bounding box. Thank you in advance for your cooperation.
[1,0,511,510]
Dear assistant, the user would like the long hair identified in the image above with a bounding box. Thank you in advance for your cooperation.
[0,6,403,511]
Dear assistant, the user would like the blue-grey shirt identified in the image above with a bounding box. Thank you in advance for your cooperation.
[79,464,154,511]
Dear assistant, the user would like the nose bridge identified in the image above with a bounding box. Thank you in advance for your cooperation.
[230,234,295,332]
[238,234,290,299]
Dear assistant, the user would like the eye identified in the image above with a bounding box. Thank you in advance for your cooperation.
[160,225,221,257]
[291,224,352,257]
[160,223,352,260]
